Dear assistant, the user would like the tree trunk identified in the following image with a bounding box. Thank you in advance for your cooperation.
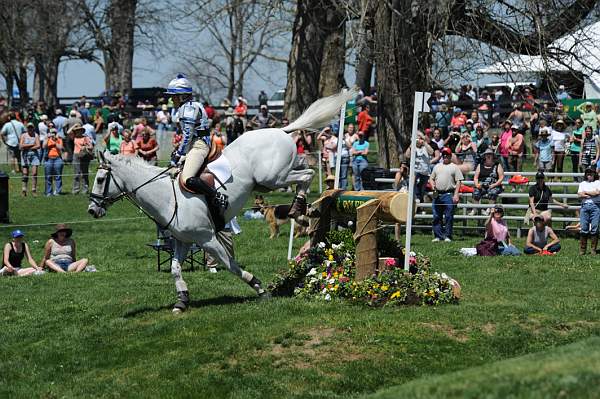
[33,60,44,102]
[105,0,137,93]
[318,17,346,97]
[372,1,435,168]
[43,58,60,108]
[355,1,375,94]
[14,65,29,106]
[4,73,13,108]
[284,0,331,120]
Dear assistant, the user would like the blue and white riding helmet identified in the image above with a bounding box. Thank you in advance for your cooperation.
[165,74,193,95]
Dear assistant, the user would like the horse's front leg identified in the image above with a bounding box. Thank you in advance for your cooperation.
[202,236,271,299]
[171,240,192,313]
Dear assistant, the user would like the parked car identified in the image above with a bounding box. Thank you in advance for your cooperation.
[267,89,285,109]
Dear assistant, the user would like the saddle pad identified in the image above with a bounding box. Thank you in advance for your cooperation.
[206,155,232,188]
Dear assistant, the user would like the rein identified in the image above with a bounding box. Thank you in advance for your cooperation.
[90,164,179,230]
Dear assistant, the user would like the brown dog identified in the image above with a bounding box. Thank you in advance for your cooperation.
[254,195,307,239]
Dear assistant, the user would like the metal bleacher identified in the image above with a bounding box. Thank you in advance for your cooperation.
[375,171,582,237]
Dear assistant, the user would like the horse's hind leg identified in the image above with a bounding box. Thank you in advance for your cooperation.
[278,168,315,222]
[171,240,192,313]
[201,236,270,298]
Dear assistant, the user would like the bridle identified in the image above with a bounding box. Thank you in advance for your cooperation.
[89,163,179,230]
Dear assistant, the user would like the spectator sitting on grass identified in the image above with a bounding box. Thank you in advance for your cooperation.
[42,224,89,273]
[524,216,561,254]
[534,128,554,172]
[0,230,42,276]
[484,206,520,255]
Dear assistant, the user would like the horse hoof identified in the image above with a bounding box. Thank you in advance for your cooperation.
[172,307,183,314]
[258,291,272,301]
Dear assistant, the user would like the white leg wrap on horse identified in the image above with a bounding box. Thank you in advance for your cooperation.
[171,261,188,292]
[242,270,253,284]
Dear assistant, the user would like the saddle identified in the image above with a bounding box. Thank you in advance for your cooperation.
[178,142,229,232]
[179,140,223,192]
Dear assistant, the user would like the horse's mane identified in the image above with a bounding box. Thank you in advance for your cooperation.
[107,154,167,175]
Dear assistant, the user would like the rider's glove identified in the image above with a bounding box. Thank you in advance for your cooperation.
[170,152,180,167]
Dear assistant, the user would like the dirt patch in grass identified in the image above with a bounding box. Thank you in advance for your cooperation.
[421,322,469,343]
[481,322,496,336]
[262,327,367,369]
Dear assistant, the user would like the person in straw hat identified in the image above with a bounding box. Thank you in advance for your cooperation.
[42,224,90,273]
[576,101,597,130]
[68,123,94,195]
[534,128,554,172]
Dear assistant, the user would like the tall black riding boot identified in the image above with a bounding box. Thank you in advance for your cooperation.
[185,177,229,212]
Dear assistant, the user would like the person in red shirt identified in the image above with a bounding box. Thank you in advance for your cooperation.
[204,102,215,120]
[234,97,247,117]
[522,88,535,112]
[357,104,373,137]
[450,108,467,127]
[137,129,159,165]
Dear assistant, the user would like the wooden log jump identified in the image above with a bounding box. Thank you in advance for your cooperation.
[309,190,414,280]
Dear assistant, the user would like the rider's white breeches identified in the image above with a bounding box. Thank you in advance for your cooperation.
[181,138,210,181]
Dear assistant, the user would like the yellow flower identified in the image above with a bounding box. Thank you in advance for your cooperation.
[333,272,339,278]
[328,255,334,261]
[334,284,339,290]
[381,285,389,291]
[390,291,401,299]
[322,272,327,278]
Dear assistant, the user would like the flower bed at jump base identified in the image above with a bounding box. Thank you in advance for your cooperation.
[269,230,461,306]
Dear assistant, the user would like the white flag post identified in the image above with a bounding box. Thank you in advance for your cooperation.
[287,218,295,260]
[404,91,431,271]
[334,97,347,189]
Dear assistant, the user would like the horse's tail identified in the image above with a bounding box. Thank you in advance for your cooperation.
[282,89,357,133]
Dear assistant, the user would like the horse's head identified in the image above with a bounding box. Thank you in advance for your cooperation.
[88,151,124,218]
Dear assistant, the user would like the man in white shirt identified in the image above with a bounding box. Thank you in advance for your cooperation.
[156,104,170,140]
[577,168,600,254]
[429,147,464,242]
[1,113,25,173]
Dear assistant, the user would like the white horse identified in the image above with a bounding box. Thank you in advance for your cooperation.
[88,91,353,313]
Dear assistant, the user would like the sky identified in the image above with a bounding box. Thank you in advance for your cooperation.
[56,47,288,102]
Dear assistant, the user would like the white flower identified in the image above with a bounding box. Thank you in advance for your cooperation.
[322,288,327,294]
[409,251,416,257]
[324,294,331,301]
[307,268,317,276]
[434,272,440,277]
[318,242,326,249]
[441,273,448,280]
[309,277,317,284]
[332,243,340,250]
[328,278,335,284]
[325,260,331,267]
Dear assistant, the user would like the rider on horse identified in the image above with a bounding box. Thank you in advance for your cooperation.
[166,74,228,213]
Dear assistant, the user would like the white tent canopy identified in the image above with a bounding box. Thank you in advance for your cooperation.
[478,21,600,98]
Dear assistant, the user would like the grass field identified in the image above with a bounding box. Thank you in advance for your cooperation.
[1,162,600,398]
